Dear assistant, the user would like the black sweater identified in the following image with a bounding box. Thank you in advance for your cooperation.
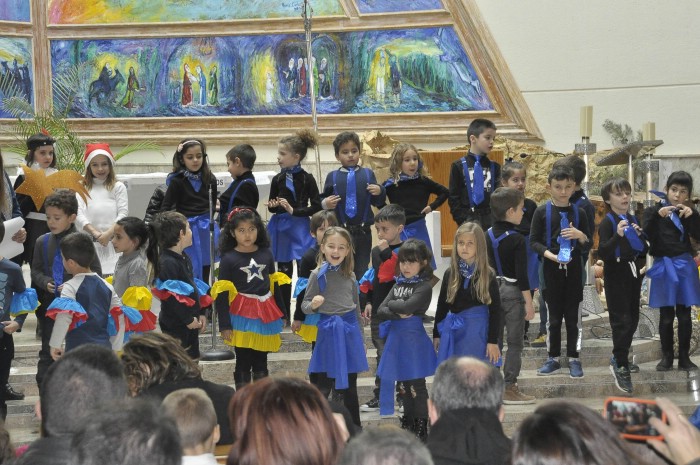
[516,198,538,236]
[529,203,590,258]
[433,268,502,344]
[643,202,700,257]
[161,171,217,218]
[448,152,501,224]
[268,169,321,217]
[360,243,402,312]
[597,212,648,265]
[486,221,529,292]
[218,171,259,226]
[385,176,449,225]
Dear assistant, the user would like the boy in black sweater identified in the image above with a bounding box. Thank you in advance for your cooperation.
[530,166,590,378]
[487,188,535,404]
[359,204,405,411]
[218,144,259,226]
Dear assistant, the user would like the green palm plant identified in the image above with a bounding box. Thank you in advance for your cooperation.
[1,62,160,172]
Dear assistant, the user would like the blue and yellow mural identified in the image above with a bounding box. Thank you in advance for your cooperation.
[0,0,30,22]
[49,0,344,24]
[51,27,491,118]
[357,0,443,14]
[0,37,33,117]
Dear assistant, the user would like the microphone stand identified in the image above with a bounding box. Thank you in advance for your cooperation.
[201,171,235,361]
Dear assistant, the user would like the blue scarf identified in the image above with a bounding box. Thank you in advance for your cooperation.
[282,165,303,201]
[317,261,341,292]
[183,170,202,192]
[650,190,685,241]
[395,273,426,285]
[458,260,476,290]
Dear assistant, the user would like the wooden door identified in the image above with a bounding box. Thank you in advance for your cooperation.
[421,150,504,256]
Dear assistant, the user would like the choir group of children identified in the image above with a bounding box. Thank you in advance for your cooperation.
[1,117,698,440]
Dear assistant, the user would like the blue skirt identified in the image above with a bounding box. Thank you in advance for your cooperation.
[377,316,437,415]
[308,312,369,390]
[647,254,700,307]
[401,218,437,269]
[437,305,491,365]
[268,213,316,262]
[524,236,540,290]
[184,213,220,280]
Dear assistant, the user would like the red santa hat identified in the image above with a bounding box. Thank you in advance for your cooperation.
[84,143,115,166]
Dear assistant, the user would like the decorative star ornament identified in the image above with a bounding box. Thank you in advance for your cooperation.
[14,165,90,210]
[240,258,265,283]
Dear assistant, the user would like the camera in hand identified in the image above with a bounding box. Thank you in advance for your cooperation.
[604,397,666,440]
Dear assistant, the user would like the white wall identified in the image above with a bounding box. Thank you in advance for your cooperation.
[474,0,700,156]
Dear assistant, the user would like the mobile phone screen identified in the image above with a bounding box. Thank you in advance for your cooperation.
[605,398,664,440]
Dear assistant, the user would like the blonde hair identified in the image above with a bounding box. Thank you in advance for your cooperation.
[388,142,430,183]
[317,226,355,278]
[446,223,492,305]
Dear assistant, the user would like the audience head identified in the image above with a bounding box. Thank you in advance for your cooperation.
[40,344,127,437]
[511,401,652,465]
[162,388,219,454]
[228,377,344,465]
[429,357,504,423]
[0,422,13,463]
[338,426,433,465]
[71,398,181,465]
[122,332,201,396]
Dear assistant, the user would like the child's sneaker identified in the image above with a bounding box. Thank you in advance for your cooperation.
[531,333,547,348]
[537,357,561,375]
[569,359,584,378]
[360,397,380,412]
[610,360,633,394]
[503,383,536,404]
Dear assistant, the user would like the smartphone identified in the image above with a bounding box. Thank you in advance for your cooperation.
[603,397,667,440]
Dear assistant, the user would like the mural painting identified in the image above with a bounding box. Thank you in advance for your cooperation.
[0,37,33,117]
[48,0,344,24]
[357,0,443,14]
[51,27,491,118]
[0,0,30,22]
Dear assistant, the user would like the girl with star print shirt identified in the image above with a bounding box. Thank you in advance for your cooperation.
[214,208,286,389]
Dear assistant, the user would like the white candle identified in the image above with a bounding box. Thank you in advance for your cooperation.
[643,122,656,141]
[580,106,593,138]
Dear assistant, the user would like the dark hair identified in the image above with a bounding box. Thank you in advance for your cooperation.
[554,155,586,185]
[397,239,433,279]
[0,421,13,463]
[375,204,406,226]
[467,118,497,142]
[220,208,269,253]
[548,165,575,184]
[146,211,188,278]
[501,161,526,184]
[666,170,694,194]
[0,221,5,244]
[122,332,201,395]
[116,216,148,250]
[310,210,339,232]
[60,232,96,268]
[44,189,79,216]
[227,144,256,170]
[490,187,524,221]
[40,344,127,437]
[431,357,503,416]
[71,398,181,465]
[173,138,214,186]
[227,377,344,465]
[338,426,433,465]
[279,129,318,161]
[25,133,57,167]
[511,401,654,465]
[332,131,361,155]
[600,178,632,210]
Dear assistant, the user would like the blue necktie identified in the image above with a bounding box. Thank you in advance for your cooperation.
[52,238,64,297]
[557,212,572,263]
[472,156,484,205]
[619,214,645,252]
[317,262,341,292]
[345,167,357,218]
[282,165,302,201]
[650,190,685,241]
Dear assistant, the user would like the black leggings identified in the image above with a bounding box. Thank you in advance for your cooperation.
[402,378,429,420]
[313,372,360,427]
[235,347,268,375]
[659,305,692,354]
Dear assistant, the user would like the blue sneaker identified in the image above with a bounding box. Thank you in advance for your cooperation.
[569,359,584,378]
[537,357,561,376]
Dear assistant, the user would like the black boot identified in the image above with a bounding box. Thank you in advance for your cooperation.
[399,415,414,432]
[4,383,24,401]
[656,352,674,372]
[234,372,252,390]
[252,370,269,381]
[413,418,429,442]
[678,352,699,371]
